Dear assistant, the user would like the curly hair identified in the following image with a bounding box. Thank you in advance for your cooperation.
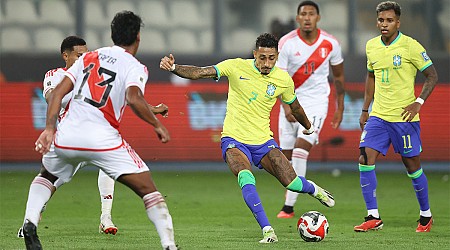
[60,36,86,54]
[110,11,143,46]
[376,1,401,17]
[255,33,279,50]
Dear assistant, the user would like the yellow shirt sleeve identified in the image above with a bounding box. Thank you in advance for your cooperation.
[409,39,433,72]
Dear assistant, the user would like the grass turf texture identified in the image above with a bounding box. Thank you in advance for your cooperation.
[1,169,449,249]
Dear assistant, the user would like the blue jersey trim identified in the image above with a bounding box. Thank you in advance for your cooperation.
[419,62,433,72]
[213,65,221,81]
[283,96,297,105]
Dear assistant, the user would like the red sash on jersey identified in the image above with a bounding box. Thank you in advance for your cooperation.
[292,39,332,89]
[83,52,120,129]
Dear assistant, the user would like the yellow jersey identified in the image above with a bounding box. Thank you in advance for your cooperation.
[366,32,433,122]
[214,58,296,144]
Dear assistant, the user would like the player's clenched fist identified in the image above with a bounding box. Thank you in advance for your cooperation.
[160,54,176,71]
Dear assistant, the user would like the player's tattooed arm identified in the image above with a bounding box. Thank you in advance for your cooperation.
[160,53,217,79]
[289,99,312,130]
[418,65,438,101]
[172,65,217,80]
[401,65,438,122]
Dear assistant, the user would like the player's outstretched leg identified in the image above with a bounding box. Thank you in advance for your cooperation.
[98,170,118,235]
[354,164,383,232]
[238,170,278,243]
[277,148,309,218]
[285,175,335,208]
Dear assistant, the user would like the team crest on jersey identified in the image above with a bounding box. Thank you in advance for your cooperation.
[266,83,276,96]
[320,48,328,58]
[46,81,51,86]
[393,54,402,67]
[421,52,430,61]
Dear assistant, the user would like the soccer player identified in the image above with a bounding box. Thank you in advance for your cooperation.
[354,1,438,233]
[275,0,345,219]
[22,11,178,250]
[160,33,335,243]
[18,36,169,238]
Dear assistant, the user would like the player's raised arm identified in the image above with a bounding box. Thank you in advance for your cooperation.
[289,99,314,135]
[160,53,217,79]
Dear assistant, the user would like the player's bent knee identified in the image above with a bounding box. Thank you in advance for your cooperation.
[38,167,58,184]
[237,169,255,189]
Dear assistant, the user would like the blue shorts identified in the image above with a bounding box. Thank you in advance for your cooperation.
[359,116,422,157]
[220,137,281,169]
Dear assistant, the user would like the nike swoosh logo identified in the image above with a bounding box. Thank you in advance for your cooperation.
[371,61,378,65]
[361,184,370,188]
[239,76,250,80]
[403,149,413,154]
[253,202,261,207]
[414,188,424,192]
[268,145,275,149]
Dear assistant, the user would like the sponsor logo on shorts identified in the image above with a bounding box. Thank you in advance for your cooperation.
[403,149,413,154]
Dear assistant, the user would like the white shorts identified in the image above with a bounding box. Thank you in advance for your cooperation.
[43,143,87,187]
[43,140,149,183]
[278,105,328,150]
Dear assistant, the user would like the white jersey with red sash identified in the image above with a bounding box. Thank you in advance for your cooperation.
[276,29,343,108]
[43,67,73,117]
[55,46,148,151]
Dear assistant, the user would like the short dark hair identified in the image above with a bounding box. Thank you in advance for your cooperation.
[376,1,401,17]
[297,1,320,15]
[60,36,86,54]
[255,33,279,50]
[111,11,143,46]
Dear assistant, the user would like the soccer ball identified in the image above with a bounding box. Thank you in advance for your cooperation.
[297,211,329,242]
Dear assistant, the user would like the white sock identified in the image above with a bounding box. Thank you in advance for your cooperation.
[98,170,115,216]
[285,149,309,207]
[143,192,175,248]
[420,209,432,217]
[367,209,380,218]
[262,225,273,233]
[24,176,53,226]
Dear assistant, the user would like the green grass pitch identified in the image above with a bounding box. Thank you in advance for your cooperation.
[1,168,449,249]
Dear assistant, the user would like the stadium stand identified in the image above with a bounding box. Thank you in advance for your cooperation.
[4,0,39,25]
[1,26,32,52]
[85,0,109,28]
[34,27,68,52]
[262,1,291,32]
[138,0,172,28]
[168,29,199,53]
[223,28,258,54]
[170,0,211,28]
[40,0,73,27]
[107,0,137,20]
[139,29,167,53]
[85,28,103,51]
